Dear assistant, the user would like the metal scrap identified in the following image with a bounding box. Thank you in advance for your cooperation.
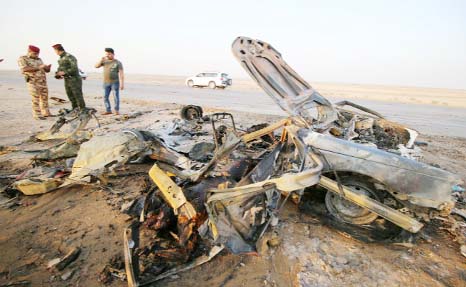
[35,108,97,141]
[65,131,149,184]
[13,167,67,195]
[47,247,81,271]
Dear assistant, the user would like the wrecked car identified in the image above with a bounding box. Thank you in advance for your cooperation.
[114,34,462,284]
[230,36,462,226]
[7,37,463,286]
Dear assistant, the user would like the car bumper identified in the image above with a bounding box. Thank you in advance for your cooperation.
[220,80,232,86]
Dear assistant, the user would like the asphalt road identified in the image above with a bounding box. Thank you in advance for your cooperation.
[1,71,465,137]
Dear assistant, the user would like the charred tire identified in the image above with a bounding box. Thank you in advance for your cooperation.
[187,80,194,87]
[180,105,203,121]
[208,81,216,89]
[325,177,381,225]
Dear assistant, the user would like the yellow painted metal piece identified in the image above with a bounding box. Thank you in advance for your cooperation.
[149,164,187,210]
[209,219,219,240]
[241,118,290,143]
[319,176,424,233]
[149,163,196,218]
[15,178,62,195]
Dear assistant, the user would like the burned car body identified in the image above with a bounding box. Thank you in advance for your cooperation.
[119,38,462,284]
[302,130,457,212]
[231,36,461,223]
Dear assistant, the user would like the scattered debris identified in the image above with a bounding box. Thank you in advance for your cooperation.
[56,247,81,271]
[65,132,149,184]
[34,108,97,141]
[0,193,19,209]
[33,133,92,161]
[47,258,61,269]
[98,254,126,284]
[188,142,215,162]
[14,178,62,195]
[60,269,75,281]
[48,247,81,271]
[14,167,67,195]
[50,96,67,104]
[0,146,18,156]
[121,111,148,121]
[141,245,224,285]
[0,281,31,287]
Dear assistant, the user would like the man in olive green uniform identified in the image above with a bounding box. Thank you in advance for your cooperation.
[18,45,52,119]
[52,44,86,111]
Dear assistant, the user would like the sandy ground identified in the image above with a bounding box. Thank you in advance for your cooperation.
[0,74,466,287]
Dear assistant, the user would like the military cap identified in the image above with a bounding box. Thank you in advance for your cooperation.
[52,44,64,50]
[28,45,40,53]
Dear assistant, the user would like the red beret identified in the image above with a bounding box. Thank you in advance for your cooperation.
[28,45,40,53]
[52,44,63,49]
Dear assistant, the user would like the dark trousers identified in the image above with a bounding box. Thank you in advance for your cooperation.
[64,77,86,109]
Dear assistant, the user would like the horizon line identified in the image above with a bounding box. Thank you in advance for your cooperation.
[1,68,465,92]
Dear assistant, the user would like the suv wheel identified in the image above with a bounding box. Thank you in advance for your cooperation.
[208,81,216,89]
[187,80,194,87]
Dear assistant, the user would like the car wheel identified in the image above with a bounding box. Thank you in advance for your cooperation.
[180,105,203,121]
[208,81,216,89]
[187,80,194,87]
[325,176,380,225]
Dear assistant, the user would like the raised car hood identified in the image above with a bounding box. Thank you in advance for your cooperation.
[231,36,338,128]
[232,36,463,212]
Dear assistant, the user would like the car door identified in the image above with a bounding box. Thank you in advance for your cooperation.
[206,73,217,86]
[194,73,205,86]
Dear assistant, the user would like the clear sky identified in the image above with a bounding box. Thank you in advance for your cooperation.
[1,0,465,89]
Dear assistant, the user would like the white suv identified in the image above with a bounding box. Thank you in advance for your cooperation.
[186,72,232,89]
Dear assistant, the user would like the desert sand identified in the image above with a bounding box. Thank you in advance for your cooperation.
[0,71,466,286]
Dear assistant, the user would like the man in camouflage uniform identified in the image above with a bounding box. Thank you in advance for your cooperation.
[52,44,86,111]
[18,45,52,119]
